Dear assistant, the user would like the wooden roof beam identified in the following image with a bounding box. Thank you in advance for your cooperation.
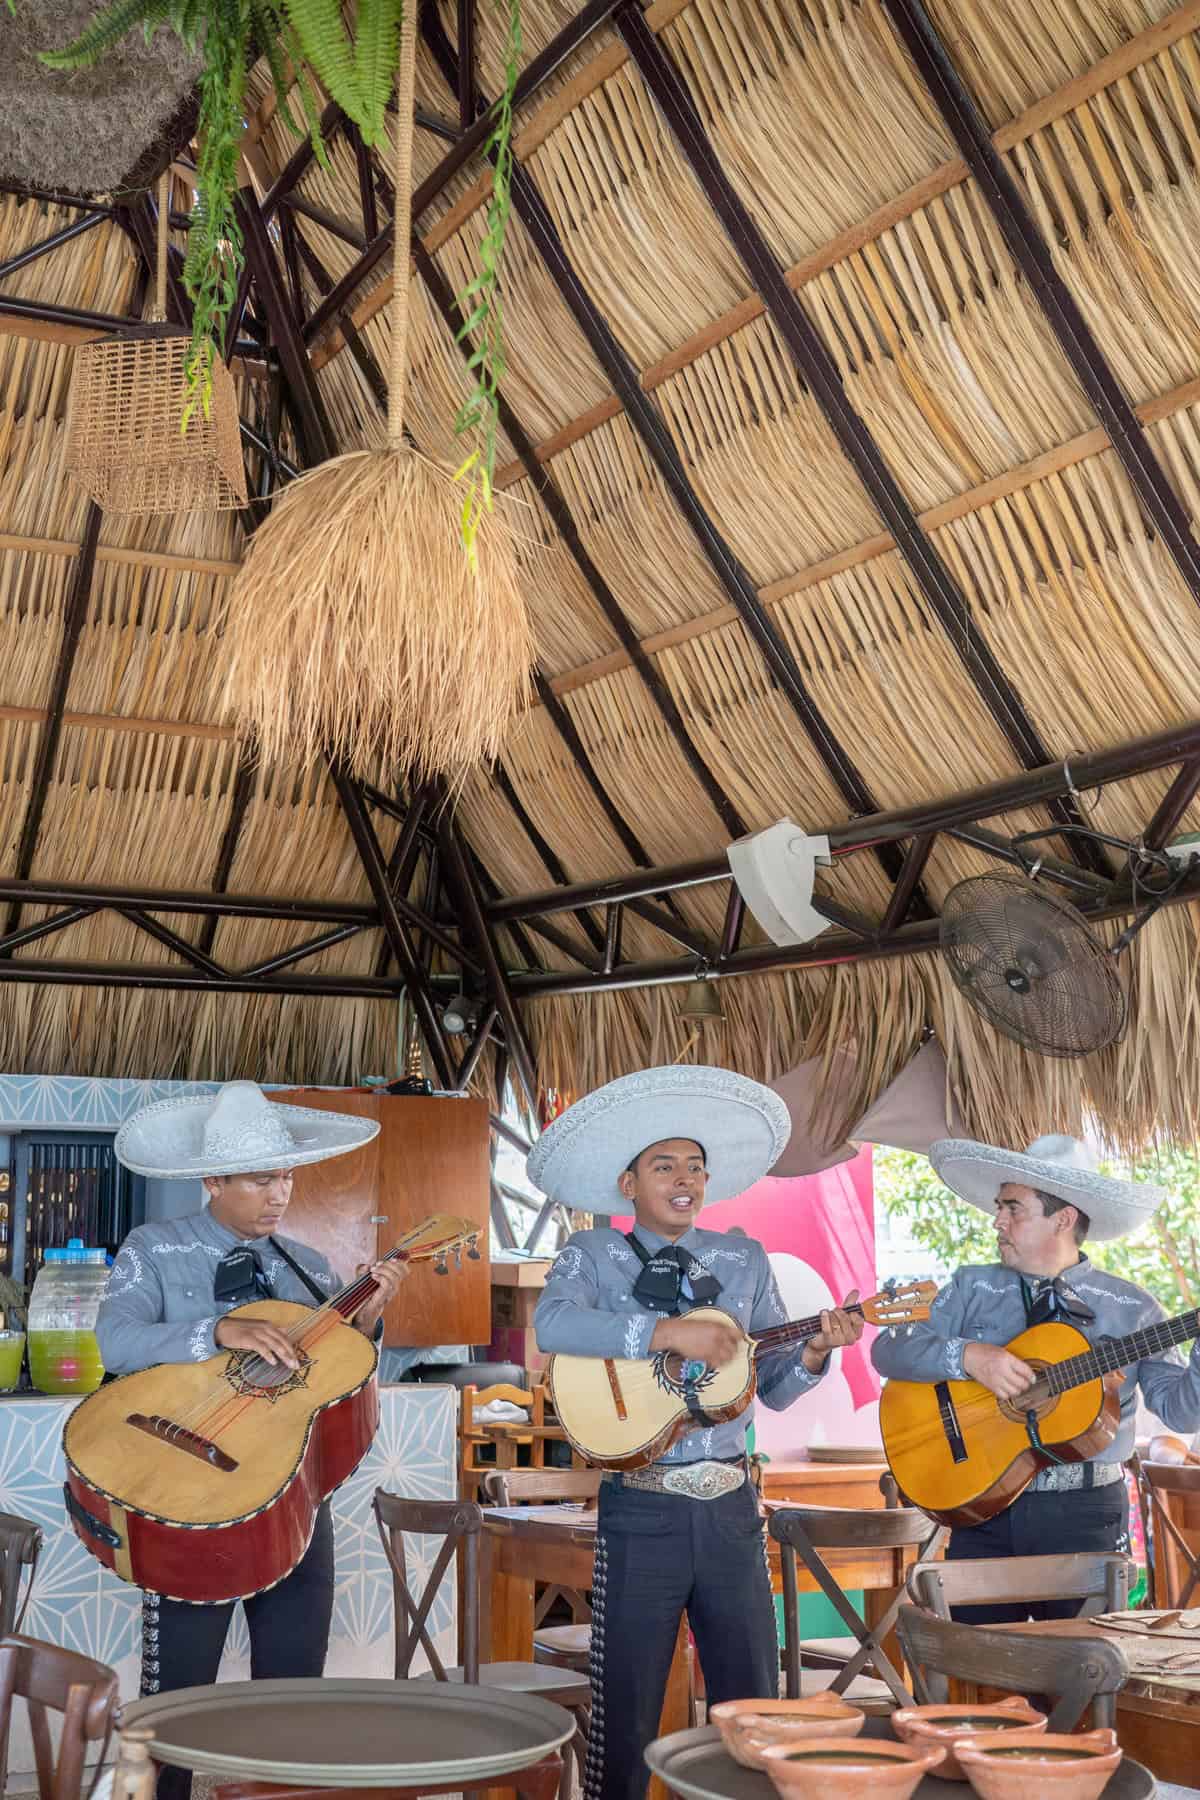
[882,0,1200,613]
[616,3,1109,886]
[421,8,924,907]
[486,720,1200,923]
[4,503,102,945]
[413,241,747,842]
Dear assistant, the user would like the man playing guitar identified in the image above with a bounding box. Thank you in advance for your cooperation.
[531,1066,863,1800]
[874,1133,1200,1620]
[98,1083,407,1800]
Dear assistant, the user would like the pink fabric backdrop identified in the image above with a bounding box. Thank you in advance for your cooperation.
[614,1149,881,1452]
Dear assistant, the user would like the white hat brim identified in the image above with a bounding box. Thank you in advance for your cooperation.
[930,1138,1166,1243]
[527,1066,790,1214]
[115,1094,379,1179]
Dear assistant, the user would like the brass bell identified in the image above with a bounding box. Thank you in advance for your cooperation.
[678,978,725,1023]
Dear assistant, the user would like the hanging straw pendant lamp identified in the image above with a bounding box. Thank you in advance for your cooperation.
[221,6,532,786]
[65,172,248,516]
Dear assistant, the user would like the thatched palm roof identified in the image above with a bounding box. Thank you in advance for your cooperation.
[3,0,1200,1156]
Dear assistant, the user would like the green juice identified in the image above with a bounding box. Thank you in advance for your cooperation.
[0,1332,23,1391]
[29,1329,104,1395]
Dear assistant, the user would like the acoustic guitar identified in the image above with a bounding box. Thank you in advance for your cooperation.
[880,1304,1200,1527]
[63,1214,479,1603]
[550,1282,936,1469]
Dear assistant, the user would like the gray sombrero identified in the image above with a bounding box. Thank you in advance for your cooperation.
[116,1080,378,1179]
[930,1133,1166,1243]
[527,1065,790,1215]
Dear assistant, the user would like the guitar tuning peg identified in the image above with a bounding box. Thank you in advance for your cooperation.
[467,1242,481,1260]
[434,1256,448,1275]
[454,1248,463,1267]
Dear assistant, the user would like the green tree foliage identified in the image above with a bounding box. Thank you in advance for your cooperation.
[875,1143,1200,1313]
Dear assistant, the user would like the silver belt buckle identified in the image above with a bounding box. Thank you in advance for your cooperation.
[661,1461,744,1501]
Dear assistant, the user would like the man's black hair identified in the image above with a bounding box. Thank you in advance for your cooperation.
[1033,1187,1091,1247]
[624,1140,708,1177]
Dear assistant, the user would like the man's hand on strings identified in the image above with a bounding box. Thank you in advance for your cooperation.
[801,1290,863,1374]
[214,1316,301,1369]
[352,1258,409,1336]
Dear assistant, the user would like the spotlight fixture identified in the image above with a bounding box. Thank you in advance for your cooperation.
[441,992,475,1035]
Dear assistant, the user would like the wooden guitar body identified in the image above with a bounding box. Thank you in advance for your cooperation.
[549,1308,756,1469]
[63,1300,379,1603]
[880,1321,1123,1528]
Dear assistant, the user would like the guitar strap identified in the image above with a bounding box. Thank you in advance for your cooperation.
[267,1236,330,1307]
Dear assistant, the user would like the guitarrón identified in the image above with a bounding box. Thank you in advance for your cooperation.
[62,1216,478,1603]
[551,1284,934,1469]
[880,1305,1200,1527]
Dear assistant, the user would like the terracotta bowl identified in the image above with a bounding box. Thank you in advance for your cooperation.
[760,1736,946,1800]
[890,1699,1047,1780]
[954,1729,1121,1800]
[709,1697,865,1770]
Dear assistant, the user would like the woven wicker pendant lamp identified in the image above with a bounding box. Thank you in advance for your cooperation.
[221,4,531,786]
[64,171,248,516]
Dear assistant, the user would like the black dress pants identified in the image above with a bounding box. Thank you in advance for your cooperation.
[583,1475,779,1800]
[946,1480,1128,1624]
[142,1503,335,1800]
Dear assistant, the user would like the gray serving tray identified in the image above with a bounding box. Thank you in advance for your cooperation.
[644,1723,1155,1800]
[122,1678,575,1785]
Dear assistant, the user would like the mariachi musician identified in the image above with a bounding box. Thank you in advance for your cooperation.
[873,1133,1200,1620]
[97,1082,408,1800]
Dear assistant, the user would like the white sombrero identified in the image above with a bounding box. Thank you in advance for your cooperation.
[115,1081,379,1179]
[527,1065,790,1215]
[930,1133,1166,1243]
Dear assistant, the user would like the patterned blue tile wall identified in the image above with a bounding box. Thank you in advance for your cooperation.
[5,1388,457,1777]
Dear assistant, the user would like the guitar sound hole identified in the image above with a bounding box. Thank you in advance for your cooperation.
[996,1367,1057,1425]
[239,1358,294,1389]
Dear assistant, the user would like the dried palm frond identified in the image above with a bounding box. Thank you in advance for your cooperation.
[223,5,532,784]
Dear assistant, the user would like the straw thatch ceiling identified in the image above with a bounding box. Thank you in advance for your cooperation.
[4,0,1200,1155]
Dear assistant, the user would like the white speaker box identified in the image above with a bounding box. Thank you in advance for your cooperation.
[726,821,832,946]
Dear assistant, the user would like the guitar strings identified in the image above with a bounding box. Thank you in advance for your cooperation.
[160,1220,460,1442]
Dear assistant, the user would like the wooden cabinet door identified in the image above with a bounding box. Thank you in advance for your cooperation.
[375,1095,491,1348]
[268,1090,380,1285]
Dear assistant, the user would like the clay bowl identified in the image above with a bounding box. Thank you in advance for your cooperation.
[709,1696,865,1770]
[954,1728,1121,1800]
[890,1699,1047,1780]
[760,1736,945,1800]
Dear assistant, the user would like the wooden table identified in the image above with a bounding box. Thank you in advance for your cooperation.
[956,1619,1200,1785]
[480,1486,926,1800]
[760,1456,890,1511]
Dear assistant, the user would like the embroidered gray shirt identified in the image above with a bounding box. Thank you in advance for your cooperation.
[534,1222,826,1465]
[97,1210,344,1374]
[871,1257,1200,1470]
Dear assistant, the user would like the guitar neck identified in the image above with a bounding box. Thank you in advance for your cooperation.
[329,1245,407,1321]
[750,1304,864,1357]
[1045,1305,1200,1394]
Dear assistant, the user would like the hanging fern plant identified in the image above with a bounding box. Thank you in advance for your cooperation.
[34,0,520,533]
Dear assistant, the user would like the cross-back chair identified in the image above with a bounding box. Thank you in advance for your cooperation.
[769,1503,948,1705]
[372,1490,589,1800]
[896,1603,1131,1732]
[0,1634,118,1800]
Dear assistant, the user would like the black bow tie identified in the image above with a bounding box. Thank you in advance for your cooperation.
[1024,1275,1095,1329]
[631,1244,722,1316]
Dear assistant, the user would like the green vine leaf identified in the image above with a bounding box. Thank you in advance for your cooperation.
[453,0,522,562]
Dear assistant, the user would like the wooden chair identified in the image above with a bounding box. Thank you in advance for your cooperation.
[460,1382,545,1499]
[895,1603,1131,1731]
[0,1634,118,1800]
[1137,1459,1200,1608]
[0,1513,42,1636]
[769,1504,949,1705]
[908,1552,1134,1630]
[373,1491,589,1800]
[483,1468,603,1673]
